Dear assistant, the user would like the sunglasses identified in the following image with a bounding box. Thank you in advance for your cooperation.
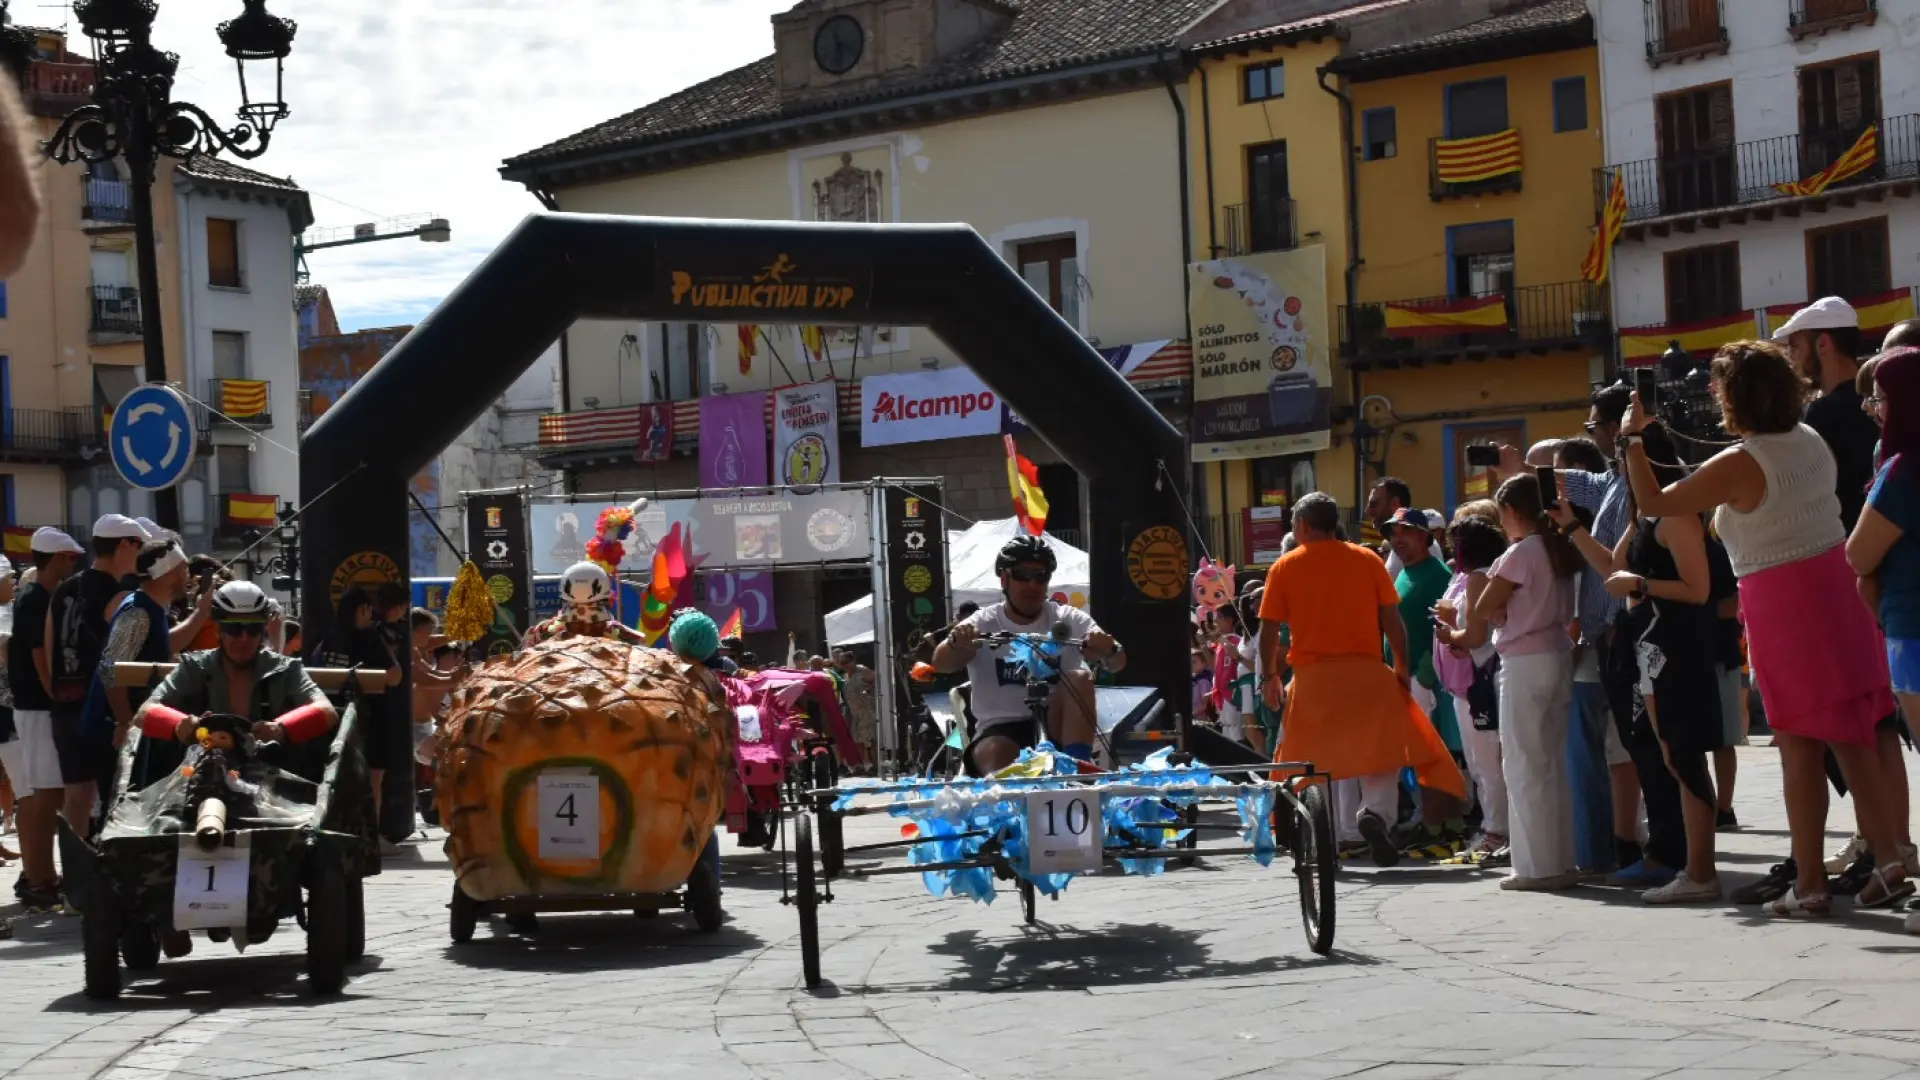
[1007,567,1051,583]
[218,622,265,638]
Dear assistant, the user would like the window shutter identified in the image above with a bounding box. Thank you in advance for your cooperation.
[1708,86,1733,149]
[1837,64,1863,129]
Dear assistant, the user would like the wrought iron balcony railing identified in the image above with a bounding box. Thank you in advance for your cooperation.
[82,177,133,223]
[1339,281,1609,365]
[88,284,141,336]
[1790,0,1876,36]
[1645,0,1727,61]
[1222,198,1298,257]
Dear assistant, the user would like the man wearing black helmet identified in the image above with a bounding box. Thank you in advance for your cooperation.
[931,534,1123,773]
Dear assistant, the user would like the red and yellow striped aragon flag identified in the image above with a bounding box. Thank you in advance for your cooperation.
[1583,170,1628,285]
[1773,125,1878,198]
[1434,129,1521,184]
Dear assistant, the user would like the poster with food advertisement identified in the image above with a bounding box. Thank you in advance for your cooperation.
[1187,245,1333,461]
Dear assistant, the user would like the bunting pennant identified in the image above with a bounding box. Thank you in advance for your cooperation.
[1003,434,1049,537]
[1764,289,1916,340]
[1384,294,1508,338]
[1773,124,1878,198]
[1582,170,1628,285]
[719,608,744,641]
[1433,128,1522,184]
[1620,310,1762,365]
[219,379,269,418]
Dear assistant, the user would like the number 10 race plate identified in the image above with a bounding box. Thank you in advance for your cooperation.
[538,772,601,862]
[1025,789,1103,875]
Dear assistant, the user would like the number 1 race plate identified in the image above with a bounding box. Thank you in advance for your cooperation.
[1025,789,1103,875]
[173,833,251,930]
[538,771,601,861]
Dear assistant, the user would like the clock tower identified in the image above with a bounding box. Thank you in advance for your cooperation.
[772,0,1016,103]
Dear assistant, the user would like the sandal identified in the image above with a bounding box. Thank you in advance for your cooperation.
[1857,866,1915,910]
[1765,888,1832,917]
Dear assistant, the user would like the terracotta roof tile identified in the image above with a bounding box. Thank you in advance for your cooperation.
[1332,0,1591,70]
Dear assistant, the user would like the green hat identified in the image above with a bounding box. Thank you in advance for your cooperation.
[668,610,720,663]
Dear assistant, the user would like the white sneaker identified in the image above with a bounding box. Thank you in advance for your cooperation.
[1642,872,1722,904]
[1825,835,1867,875]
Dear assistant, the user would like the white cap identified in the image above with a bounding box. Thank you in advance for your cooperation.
[30,527,83,555]
[134,516,176,542]
[92,514,152,540]
[1422,509,1448,532]
[1772,296,1859,341]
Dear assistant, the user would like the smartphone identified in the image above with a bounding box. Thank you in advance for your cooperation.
[196,567,215,593]
[1632,366,1658,402]
[1536,465,1560,508]
[1465,444,1501,468]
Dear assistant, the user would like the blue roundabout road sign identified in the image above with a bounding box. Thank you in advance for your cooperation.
[109,384,197,491]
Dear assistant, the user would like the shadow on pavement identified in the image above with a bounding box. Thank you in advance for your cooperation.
[43,954,389,1012]
[860,921,1369,994]
[441,917,764,972]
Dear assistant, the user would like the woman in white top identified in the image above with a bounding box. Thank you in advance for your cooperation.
[1617,340,1908,916]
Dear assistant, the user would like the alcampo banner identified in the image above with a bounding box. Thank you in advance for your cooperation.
[1187,246,1333,462]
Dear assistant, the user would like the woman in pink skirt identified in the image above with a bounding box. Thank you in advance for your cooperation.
[1618,340,1908,915]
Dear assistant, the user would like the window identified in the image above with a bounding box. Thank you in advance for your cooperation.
[1807,218,1890,299]
[1246,141,1293,252]
[1362,108,1397,160]
[1553,77,1588,132]
[215,445,252,495]
[1244,60,1284,103]
[1253,456,1315,508]
[1799,56,1881,180]
[1448,221,1515,298]
[1664,242,1742,324]
[659,323,709,401]
[211,331,247,381]
[1444,77,1508,139]
[1656,83,1735,214]
[206,218,242,288]
[1016,238,1081,329]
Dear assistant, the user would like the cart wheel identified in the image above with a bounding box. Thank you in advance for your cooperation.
[687,835,723,934]
[449,884,477,944]
[306,861,349,995]
[83,905,122,1000]
[1018,879,1037,926]
[505,912,539,936]
[812,753,844,880]
[795,813,822,989]
[119,921,161,972]
[344,876,366,962]
[1296,783,1337,956]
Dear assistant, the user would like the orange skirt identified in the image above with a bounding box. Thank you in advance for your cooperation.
[1272,656,1466,799]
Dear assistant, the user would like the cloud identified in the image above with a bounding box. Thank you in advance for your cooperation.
[142,0,788,327]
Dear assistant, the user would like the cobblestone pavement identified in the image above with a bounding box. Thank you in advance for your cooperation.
[5,745,1920,1079]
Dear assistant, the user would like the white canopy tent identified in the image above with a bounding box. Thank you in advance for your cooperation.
[823,517,1092,646]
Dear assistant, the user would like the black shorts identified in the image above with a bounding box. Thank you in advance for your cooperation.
[963,718,1040,777]
[52,709,116,787]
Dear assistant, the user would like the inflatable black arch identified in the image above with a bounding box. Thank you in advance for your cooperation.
[301,213,1191,821]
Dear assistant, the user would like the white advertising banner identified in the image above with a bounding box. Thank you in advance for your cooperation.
[859,367,1001,448]
[774,379,839,492]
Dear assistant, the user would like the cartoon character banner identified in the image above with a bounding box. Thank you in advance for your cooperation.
[773,379,838,492]
[1187,246,1334,461]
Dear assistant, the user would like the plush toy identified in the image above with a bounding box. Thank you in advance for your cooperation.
[1191,558,1236,613]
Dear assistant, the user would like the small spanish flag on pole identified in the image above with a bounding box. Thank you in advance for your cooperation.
[226,493,278,528]
[1004,435,1049,537]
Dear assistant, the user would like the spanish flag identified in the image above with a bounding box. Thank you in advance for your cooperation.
[1433,128,1522,184]
[1619,311,1760,365]
[1004,435,1049,537]
[719,608,744,641]
[226,493,278,527]
[220,379,269,418]
[3,526,31,564]
[1384,294,1508,338]
[1773,125,1878,198]
[1583,170,1628,285]
[737,325,757,376]
[801,326,827,365]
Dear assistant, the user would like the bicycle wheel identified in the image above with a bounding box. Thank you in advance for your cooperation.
[1295,782,1337,955]
[795,814,822,989]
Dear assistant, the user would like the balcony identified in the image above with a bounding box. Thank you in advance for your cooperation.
[206,379,272,429]
[1601,113,1920,236]
[1222,199,1297,257]
[0,408,101,464]
[1790,0,1876,39]
[1338,281,1608,369]
[88,284,142,338]
[82,177,133,224]
[1644,0,1728,65]
[1428,132,1523,201]
[25,60,94,118]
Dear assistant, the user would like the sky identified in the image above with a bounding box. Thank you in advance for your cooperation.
[105,0,791,332]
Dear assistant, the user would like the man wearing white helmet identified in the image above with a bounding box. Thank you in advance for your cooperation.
[524,561,646,647]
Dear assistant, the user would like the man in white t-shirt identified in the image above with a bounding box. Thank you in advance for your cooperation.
[932,535,1123,774]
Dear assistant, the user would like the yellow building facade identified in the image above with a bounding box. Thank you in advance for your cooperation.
[1334,4,1604,515]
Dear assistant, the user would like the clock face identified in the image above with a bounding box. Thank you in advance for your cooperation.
[814,15,864,75]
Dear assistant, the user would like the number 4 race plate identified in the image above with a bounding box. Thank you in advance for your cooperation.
[1025,789,1103,876]
[173,833,250,931]
[538,771,601,861]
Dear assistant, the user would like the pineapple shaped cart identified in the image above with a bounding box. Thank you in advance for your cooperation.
[436,639,733,938]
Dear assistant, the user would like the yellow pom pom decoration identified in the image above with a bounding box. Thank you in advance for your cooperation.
[444,560,493,643]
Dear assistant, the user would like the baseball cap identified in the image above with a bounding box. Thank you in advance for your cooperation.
[1772,296,1858,341]
[30,527,84,555]
[93,514,152,541]
[1387,507,1438,533]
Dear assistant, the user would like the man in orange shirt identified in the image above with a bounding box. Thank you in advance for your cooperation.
[1260,493,1465,866]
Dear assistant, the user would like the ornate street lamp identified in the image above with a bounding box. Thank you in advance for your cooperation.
[42,0,296,533]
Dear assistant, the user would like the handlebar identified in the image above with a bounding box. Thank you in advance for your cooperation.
[974,630,1089,650]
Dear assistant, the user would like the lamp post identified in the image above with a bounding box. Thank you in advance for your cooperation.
[40,0,295,533]
[265,499,299,616]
